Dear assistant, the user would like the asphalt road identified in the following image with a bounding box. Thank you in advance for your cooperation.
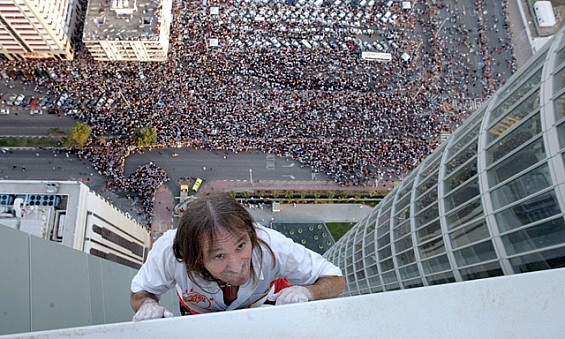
[125,148,333,195]
[0,77,76,136]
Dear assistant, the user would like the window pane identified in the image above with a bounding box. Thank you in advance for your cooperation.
[488,90,540,141]
[379,258,394,272]
[370,284,383,293]
[399,263,420,279]
[421,254,451,274]
[446,198,483,230]
[509,246,565,273]
[426,271,456,285]
[453,240,497,266]
[459,262,503,281]
[445,140,478,175]
[366,262,379,276]
[558,121,565,147]
[377,234,390,248]
[491,163,552,210]
[415,186,437,212]
[397,178,416,199]
[502,217,565,255]
[403,278,424,288]
[381,270,398,284]
[447,118,482,158]
[445,179,480,211]
[417,172,439,195]
[419,237,445,259]
[415,203,439,226]
[487,113,542,163]
[555,92,565,120]
[490,68,542,121]
[445,159,478,193]
[488,137,546,186]
[384,283,401,291]
[397,251,417,268]
[496,191,561,232]
[450,220,490,249]
[554,47,565,71]
[416,220,441,242]
[378,246,392,260]
[394,235,413,255]
[554,64,565,94]
[393,220,411,240]
[364,232,375,256]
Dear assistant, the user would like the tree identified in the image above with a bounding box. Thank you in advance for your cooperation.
[133,126,157,147]
[65,122,91,148]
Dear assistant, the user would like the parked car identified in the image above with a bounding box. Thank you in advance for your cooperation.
[30,109,43,115]
[23,96,33,106]
[14,94,25,106]
[6,94,17,106]
[0,108,9,115]
[0,70,9,80]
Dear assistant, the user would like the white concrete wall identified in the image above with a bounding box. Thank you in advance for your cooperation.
[5,267,565,339]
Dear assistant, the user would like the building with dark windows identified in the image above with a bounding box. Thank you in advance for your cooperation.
[323,24,565,296]
[0,180,150,269]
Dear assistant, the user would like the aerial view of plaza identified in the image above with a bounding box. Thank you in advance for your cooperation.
[0,0,549,226]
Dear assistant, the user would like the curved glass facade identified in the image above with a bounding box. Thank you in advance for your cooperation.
[324,29,565,297]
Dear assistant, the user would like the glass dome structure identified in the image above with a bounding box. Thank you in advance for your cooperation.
[324,28,565,296]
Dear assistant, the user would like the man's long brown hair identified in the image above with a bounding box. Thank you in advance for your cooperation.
[173,192,274,287]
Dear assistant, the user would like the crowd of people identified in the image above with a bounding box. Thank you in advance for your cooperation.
[1,0,516,226]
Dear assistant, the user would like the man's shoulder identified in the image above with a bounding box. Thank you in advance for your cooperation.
[153,229,178,247]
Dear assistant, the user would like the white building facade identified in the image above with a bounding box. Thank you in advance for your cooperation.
[0,180,151,269]
[0,0,79,60]
[83,0,172,61]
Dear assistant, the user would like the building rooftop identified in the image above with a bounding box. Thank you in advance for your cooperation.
[83,0,162,41]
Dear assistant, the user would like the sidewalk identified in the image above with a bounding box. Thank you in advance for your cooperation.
[199,178,399,195]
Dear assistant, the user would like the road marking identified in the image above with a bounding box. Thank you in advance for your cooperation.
[281,163,295,168]
[282,175,296,179]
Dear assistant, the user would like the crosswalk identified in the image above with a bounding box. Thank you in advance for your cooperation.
[453,98,483,112]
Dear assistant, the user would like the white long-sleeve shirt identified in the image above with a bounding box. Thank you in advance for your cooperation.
[131,224,342,313]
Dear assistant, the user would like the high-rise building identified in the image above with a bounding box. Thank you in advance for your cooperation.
[82,0,172,61]
[324,26,565,296]
[0,180,151,269]
[0,0,79,60]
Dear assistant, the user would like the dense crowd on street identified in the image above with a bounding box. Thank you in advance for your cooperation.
[0,0,516,226]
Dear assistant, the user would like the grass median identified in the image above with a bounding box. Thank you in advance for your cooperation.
[0,136,64,148]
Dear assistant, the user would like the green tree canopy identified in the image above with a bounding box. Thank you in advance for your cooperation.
[65,122,91,148]
[133,126,157,147]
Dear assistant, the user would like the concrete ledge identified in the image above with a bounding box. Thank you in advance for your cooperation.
[5,268,565,338]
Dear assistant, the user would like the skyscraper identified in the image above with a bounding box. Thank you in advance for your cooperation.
[324,26,565,297]
[0,0,79,60]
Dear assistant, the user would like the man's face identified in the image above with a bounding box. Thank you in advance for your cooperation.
[203,228,252,286]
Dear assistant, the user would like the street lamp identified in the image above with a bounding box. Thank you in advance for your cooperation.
[249,169,253,184]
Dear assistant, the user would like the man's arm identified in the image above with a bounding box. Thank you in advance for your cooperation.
[268,275,345,305]
[304,275,346,301]
[131,290,160,312]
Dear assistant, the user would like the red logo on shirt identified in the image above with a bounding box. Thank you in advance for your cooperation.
[182,289,212,309]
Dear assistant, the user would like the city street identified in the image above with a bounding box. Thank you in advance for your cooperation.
[0,76,76,136]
